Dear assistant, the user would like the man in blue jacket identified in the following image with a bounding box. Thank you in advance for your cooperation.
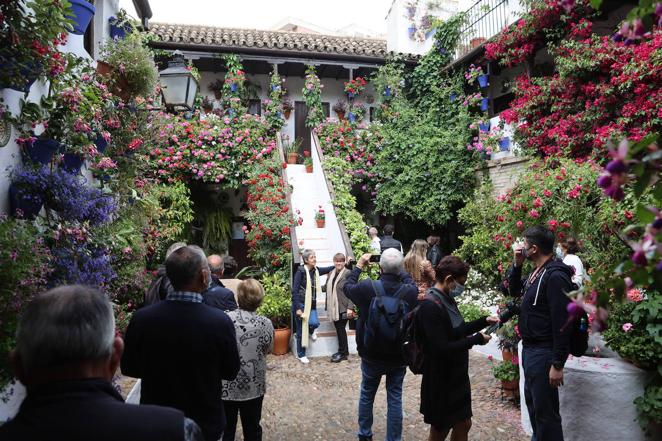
[509,226,573,441]
[122,246,240,441]
[344,248,418,441]
[203,254,238,312]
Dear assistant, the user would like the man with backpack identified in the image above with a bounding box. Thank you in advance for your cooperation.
[344,249,418,441]
[509,226,575,441]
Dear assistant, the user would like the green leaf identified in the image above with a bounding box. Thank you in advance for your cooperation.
[636,204,655,224]
[589,0,603,9]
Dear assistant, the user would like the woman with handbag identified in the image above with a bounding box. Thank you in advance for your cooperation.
[325,253,354,363]
[292,249,334,364]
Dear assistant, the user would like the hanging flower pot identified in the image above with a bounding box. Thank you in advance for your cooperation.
[24,138,60,165]
[284,109,292,120]
[348,112,356,123]
[450,92,457,102]
[271,84,280,91]
[109,17,131,40]
[0,49,43,93]
[305,164,313,173]
[8,183,43,220]
[478,74,489,88]
[479,122,490,132]
[67,0,96,35]
[384,86,392,98]
[61,153,85,174]
[480,98,489,111]
[499,137,511,151]
[94,133,108,153]
[408,26,416,38]
[336,111,345,121]
[316,219,325,228]
[230,83,238,92]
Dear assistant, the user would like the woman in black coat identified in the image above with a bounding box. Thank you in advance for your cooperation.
[417,256,498,441]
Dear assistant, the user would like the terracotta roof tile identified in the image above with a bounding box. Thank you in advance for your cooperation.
[149,23,416,61]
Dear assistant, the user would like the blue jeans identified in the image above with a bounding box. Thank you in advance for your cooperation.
[523,346,564,441]
[293,314,314,358]
[358,359,406,441]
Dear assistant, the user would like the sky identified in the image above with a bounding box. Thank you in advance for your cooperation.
[120,0,395,35]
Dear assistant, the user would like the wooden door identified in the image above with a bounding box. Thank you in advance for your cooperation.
[294,101,310,153]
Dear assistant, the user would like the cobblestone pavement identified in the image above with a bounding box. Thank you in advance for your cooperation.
[236,351,529,441]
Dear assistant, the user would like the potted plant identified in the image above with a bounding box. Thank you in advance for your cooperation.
[491,357,520,395]
[201,96,214,113]
[66,0,96,35]
[285,138,301,164]
[208,78,224,99]
[315,206,325,228]
[496,317,520,362]
[303,151,313,173]
[349,102,367,123]
[99,33,158,100]
[332,100,347,120]
[282,97,293,120]
[344,76,367,99]
[108,9,135,40]
[257,274,292,355]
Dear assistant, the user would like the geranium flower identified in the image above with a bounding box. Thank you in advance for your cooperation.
[626,288,644,302]
[622,322,633,332]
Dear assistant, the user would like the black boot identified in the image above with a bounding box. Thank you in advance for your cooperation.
[331,352,348,363]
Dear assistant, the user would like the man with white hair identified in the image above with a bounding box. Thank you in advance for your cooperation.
[0,285,204,441]
[343,249,418,441]
[122,246,240,441]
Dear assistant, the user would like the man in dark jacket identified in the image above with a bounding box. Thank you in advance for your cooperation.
[509,226,573,441]
[203,254,238,312]
[426,235,443,268]
[143,242,187,306]
[380,224,403,254]
[344,249,418,441]
[0,285,203,441]
[122,246,240,441]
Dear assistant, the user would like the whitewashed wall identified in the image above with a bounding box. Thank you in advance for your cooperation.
[198,71,378,144]
[386,0,459,55]
[0,0,121,422]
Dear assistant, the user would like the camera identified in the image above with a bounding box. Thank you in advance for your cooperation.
[369,254,381,263]
[485,300,521,334]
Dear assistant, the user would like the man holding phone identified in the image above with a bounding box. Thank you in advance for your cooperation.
[509,226,573,441]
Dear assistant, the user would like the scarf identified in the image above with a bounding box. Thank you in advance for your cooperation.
[301,267,322,348]
[325,267,346,322]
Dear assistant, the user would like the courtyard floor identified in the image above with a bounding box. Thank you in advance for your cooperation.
[243,351,528,441]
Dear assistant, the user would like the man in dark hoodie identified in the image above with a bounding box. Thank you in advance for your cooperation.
[509,226,573,441]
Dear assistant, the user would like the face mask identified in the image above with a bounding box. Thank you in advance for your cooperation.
[556,246,564,259]
[451,283,465,298]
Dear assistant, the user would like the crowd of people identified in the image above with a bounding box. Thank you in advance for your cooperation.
[0,224,584,441]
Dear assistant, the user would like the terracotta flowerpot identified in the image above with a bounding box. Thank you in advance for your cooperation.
[305,165,313,173]
[316,219,325,228]
[213,91,222,100]
[287,152,298,164]
[501,378,519,397]
[96,61,131,101]
[203,105,213,113]
[284,109,292,120]
[501,348,517,362]
[272,327,291,355]
[336,111,345,121]
[470,37,486,49]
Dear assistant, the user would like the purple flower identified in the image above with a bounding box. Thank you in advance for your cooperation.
[605,159,626,174]
[596,174,612,188]
[631,250,647,266]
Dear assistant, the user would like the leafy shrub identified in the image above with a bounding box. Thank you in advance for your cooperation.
[257,273,291,329]
[457,303,489,323]
[100,32,158,98]
[491,359,520,382]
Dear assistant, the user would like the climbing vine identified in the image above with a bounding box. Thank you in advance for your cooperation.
[302,65,324,128]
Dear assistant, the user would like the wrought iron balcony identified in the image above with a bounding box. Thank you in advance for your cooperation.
[455,0,527,59]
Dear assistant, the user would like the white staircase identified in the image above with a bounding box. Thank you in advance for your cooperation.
[286,136,357,358]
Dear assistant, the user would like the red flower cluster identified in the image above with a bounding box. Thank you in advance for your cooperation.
[344,77,367,96]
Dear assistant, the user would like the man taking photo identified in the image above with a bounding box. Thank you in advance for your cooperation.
[509,226,574,441]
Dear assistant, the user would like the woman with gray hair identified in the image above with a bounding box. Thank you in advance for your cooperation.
[291,249,335,364]
[222,279,273,441]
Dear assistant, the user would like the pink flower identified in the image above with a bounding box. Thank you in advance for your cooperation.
[626,288,643,302]
[511,355,519,365]
[528,209,540,218]
[622,323,633,332]
[516,220,524,230]
[487,355,494,362]
[547,219,558,230]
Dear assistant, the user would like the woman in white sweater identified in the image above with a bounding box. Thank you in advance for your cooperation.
[558,236,585,287]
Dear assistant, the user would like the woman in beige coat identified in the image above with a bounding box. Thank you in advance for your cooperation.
[325,253,354,362]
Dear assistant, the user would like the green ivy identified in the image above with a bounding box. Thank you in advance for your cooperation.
[302,65,324,128]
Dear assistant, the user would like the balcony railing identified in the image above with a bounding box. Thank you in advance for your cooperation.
[456,0,526,59]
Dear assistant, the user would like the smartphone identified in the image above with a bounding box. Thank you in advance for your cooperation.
[369,254,381,263]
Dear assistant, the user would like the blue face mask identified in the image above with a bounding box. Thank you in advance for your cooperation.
[451,283,465,298]
[555,246,564,259]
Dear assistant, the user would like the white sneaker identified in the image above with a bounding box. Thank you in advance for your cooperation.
[311,332,318,341]
[298,356,310,364]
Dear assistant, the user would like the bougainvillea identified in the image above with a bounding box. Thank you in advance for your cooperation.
[243,155,294,273]
[502,25,662,159]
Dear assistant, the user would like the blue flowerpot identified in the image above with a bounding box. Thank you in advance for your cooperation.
[94,133,108,153]
[230,83,238,92]
[478,74,489,88]
[25,138,59,165]
[347,92,355,99]
[9,183,43,220]
[479,122,490,132]
[499,137,511,151]
[109,18,131,39]
[271,84,280,91]
[480,98,489,111]
[348,112,356,123]
[384,86,392,98]
[0,49,43,92]
[62,153,84,173]
[450,92,457,102]
[277,111,283,119]
[67,0,96,35]
[408,26,416,38]
[425,29,436,39]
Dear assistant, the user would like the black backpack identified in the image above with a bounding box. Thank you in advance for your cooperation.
[569,308,589,357]
[363,281,409,356]
[402,292,441,375]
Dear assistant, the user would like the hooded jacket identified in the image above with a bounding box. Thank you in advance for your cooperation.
[508,259,573,367]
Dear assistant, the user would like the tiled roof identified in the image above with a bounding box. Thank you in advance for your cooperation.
[149,23,411,61]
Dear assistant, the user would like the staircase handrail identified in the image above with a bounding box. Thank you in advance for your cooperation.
[311,132,356,262]
[276,132,301,264]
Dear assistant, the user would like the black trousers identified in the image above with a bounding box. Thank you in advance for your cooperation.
[222,396,264,441]
[334,318,349,355]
